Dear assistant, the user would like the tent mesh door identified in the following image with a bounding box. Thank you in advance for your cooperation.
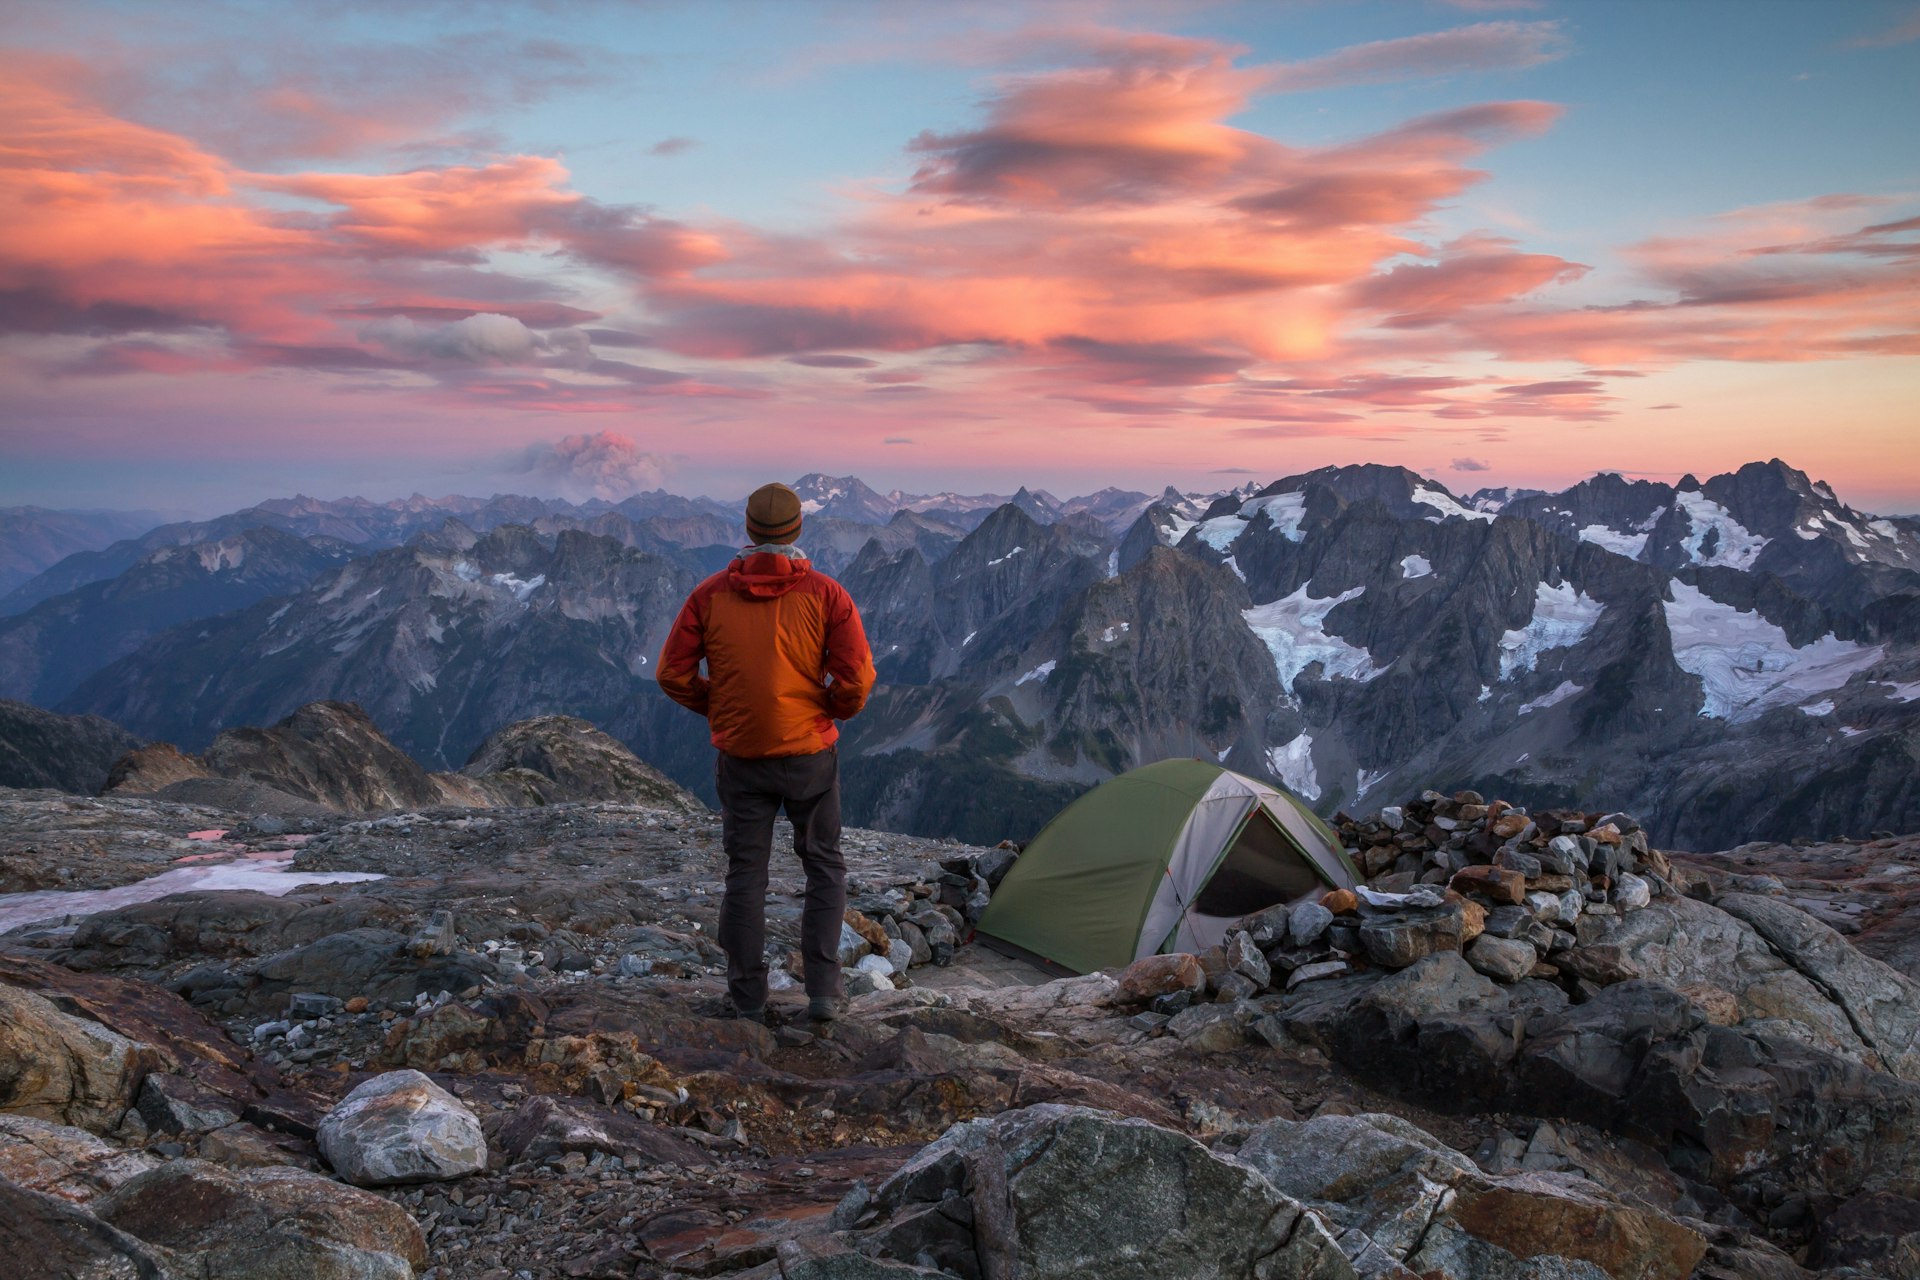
[1189,806,1324,917]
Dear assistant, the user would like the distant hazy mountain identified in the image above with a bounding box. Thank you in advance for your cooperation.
[0,505,179,597]
[22,458,1920,850]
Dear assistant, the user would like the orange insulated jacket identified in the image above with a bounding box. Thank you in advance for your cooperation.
[656,548,876,758]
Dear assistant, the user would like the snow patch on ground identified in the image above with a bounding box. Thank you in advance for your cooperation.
[451,560,481,582]
[1099,622,1131,643]
[986,546,1024,567]
[1222,555,1246,582]
[1400,554,1433,580]
[1356,768,1386,798]
[1105,548,1119,578]
[1799,699,1836,716]
[1243,585,1381,693]
[1663,581,1883,722]
[1519,681,1582,715]
[1413,486,1496,524]
[1014,659,1057,686]
[1499,581,1604,680]
[0,855,384,934]
[1882,680,1920,703]
[1677,493,1768,569]
[1477,685,1491,704]
[1577,525,1650,558]
[1267,734,1319,801]
[961,630,976,647]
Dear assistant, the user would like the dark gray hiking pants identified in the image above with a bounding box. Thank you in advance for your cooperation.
[714,747,846,1009]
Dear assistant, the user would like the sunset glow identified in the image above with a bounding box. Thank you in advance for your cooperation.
[3,1,1916,512]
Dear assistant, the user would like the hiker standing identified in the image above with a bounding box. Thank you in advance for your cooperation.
[657,482,876,1023]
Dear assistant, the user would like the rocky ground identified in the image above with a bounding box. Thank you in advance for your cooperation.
[8,777,1920,1277]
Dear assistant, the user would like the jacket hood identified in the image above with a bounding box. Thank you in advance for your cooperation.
[728,545,812,598]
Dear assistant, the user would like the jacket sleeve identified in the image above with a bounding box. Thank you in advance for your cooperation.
[822,583,876,720]
[656,589,711,716]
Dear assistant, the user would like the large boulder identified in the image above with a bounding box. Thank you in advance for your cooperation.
[316,1069,486,1186]
[0,984,160,1133]
[1567,894,1920,1079]
[1238,1111,1708,1280]
[860,1103,1356,1279]
[94,1158,426,1278]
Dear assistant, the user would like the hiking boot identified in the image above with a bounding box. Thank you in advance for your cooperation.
[730,1004,767,1025]
[807,996,843,1023]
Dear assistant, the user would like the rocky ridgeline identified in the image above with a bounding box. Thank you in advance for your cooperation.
[8,780,1920,1276]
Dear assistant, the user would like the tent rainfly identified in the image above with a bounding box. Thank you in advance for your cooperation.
[976,758,1360,975]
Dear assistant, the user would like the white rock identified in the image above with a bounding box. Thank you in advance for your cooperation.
[1524,892,1562,923]
[317,1070,485,1186]
[1614,873,1652,911]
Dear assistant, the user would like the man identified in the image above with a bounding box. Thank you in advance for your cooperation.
[657,482,876,1024]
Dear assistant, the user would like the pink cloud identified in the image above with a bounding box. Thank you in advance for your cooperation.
[1263,22,1568,93]
[2,24,1915,480]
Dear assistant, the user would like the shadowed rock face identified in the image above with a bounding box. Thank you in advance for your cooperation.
[0,700,139,794]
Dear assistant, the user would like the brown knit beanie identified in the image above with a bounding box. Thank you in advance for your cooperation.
[744,482,804,545]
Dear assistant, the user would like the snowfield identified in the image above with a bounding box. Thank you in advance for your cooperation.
[1519,681,1583,715]
[1014,659,1056,686]
[1499,581,1604,680]
[1266,733,1319,801]
[1677,493,1768,569]
[1663,581,1883,722]
[1577,524,1650,558]
[1413,485,1496,524]
[1243,585,1382,693]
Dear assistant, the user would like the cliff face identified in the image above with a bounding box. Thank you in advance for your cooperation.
[0,699,140,794]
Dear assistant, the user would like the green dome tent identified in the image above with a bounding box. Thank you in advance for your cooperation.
[976,758,1360,975]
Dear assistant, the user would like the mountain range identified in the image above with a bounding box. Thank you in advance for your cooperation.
[3,460,1916,850]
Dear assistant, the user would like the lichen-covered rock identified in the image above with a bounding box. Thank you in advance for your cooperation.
[316,1069,485,1186]
[95,1158,427,1277]
[866,1104,1356,1279]
[0,983,161,1134]
[0,1115,160,1203]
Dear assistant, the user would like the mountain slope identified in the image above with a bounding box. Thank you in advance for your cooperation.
[35,460,1920,849]
[0,526,350,704]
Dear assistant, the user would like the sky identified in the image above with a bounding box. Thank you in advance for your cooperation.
[2,0,1917,517]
